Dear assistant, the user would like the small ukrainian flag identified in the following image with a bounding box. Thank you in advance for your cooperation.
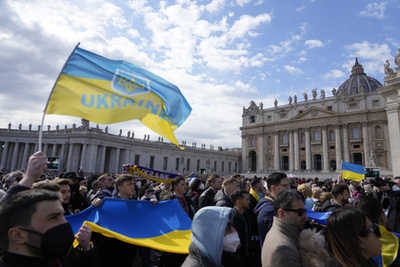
[341,161,365,182]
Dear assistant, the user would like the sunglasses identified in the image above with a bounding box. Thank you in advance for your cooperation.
[361,223,381,238]
[283,208,307,216]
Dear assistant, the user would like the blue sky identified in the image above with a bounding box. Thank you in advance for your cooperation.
[0,0,398,149]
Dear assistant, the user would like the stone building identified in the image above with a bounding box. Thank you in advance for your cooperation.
[0,119,241,176]
[241,55,400,177]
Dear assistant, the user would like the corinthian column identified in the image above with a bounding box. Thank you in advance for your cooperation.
[305,128,311,171]
[274,132,279,170]
[294,129,299,171]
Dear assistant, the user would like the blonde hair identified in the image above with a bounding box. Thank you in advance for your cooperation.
[312,187,322,199]
[297,183,312,198]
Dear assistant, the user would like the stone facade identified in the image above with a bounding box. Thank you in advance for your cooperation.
[0,120,241,176]
[241,57,399,177]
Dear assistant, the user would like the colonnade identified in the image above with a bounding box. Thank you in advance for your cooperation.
[249,123,373,173]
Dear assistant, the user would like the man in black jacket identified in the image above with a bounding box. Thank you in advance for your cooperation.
[198,174,222,209]
[0,189,95,267]
[321,183,350,212]
[0,151,96,267]
[214,177,240,207]
[231,190,252,267]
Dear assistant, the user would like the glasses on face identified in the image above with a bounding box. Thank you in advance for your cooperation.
[361,223,381,238]
[283,208,307,216]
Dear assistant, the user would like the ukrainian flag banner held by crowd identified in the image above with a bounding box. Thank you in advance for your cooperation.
[124,163,196,183]
[66,198,192,254]
[341,161,365,182]
[44,44,192,148]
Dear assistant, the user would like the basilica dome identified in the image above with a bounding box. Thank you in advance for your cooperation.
[338,58,382,95]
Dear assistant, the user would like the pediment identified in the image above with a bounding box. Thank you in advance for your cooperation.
[292,107,339,120]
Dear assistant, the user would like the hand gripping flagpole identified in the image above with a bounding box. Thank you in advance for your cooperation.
[38,43,81,152]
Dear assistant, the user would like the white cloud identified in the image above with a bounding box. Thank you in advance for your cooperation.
[236,0,251,7]
[284,65,304,75]
[305,39,324,49]
[298,57,307,63]
[227,13,272,40]
[359,2,386,19]
[267,23,307,60]
[205,0,227,13]
[322,69,346,79]
[344,41,392,75]
[296,5,306,12]
[255,0,264,6]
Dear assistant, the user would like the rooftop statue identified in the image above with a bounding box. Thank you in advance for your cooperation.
[384,60,394,76]
[395,48,400,67]
[303,92,308,102]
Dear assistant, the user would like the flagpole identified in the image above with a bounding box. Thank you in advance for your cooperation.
[38,43,81,152]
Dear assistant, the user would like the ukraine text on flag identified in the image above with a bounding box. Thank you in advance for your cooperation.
[45,46,191,148]
[341,161,366,182]
[66,198,192,254]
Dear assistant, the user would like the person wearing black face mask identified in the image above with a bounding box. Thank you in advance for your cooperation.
[0,188,97,267]
[62,172,89,213]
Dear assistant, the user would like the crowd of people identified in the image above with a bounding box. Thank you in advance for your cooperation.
[1,151,400,266]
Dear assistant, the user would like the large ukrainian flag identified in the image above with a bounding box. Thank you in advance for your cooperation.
[66,198,192,254]
[341,161,365,182]
[45,45,191,148]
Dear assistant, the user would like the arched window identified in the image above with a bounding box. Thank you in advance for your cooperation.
[375,126,382,139]
[353,127,360,139]
[314,130,320,141]
[300,133,305,143]
[329,130,335,141]
[282,134,288,144]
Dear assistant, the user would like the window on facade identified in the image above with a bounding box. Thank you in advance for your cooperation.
[330,146,335,149]
[375,125,382,139]
[186,159,190,171]
[300,161,306,170]
[222,161,224,172]
[134,155,140,165]
[349,103,358,110]
[327,106,332,111]
[176,158,180,171]
[299,110,303,115]
[314,130,320,141]
[197,159,200,171]
[353,127,360,139]
[301,133,305,143]
[214,161,217,172]
[163,157,168,170]
[280,113,286,119]
[282,133,288,144]
[372,100,380,108]
[250,137,255,147]
[329,130,335,141]
[267,115,272,121]
[330,160,337,171]
[229,162,231,172]
[250,116,255,123]
[150,156,155,169]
